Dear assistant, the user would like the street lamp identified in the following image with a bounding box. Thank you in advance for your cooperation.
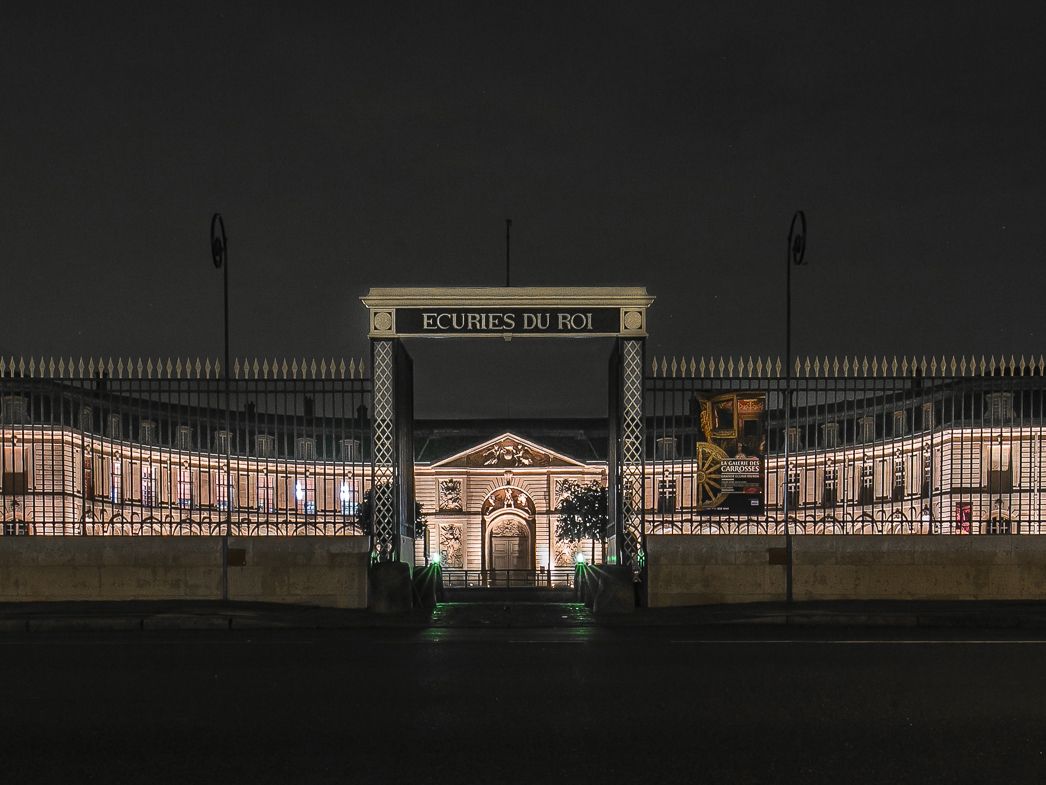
[783,210,806,603]
[211,214,231,601]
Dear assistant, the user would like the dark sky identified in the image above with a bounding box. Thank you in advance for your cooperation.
[3,1,1045,417]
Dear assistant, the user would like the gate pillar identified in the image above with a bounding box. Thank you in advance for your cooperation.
[608,337,645,572]
[370,338,415,564]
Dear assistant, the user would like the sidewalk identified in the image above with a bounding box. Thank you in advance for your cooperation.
[5,598,1046,632]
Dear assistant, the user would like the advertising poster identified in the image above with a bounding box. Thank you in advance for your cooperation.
[695,392,766,514]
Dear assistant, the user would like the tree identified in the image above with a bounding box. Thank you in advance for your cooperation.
[356,483,427,541]
[555,480,608,549]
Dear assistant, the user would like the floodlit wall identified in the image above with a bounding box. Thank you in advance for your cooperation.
[647,534,1046,606]
[646,535,787,606]
[792,535,1046,601]
[0,536,369,608]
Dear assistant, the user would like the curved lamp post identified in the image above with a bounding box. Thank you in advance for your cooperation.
[211,214,231,601]
[783,210,806,603]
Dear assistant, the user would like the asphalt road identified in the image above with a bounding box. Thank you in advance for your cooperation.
[2,624,1045,784]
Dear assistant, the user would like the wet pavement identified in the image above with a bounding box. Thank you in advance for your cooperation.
[2,613,1046,783]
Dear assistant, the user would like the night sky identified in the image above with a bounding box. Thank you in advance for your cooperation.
[3,2,1045,417]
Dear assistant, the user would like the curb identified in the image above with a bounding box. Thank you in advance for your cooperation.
[27,617,144,632]
[142,615,232,631]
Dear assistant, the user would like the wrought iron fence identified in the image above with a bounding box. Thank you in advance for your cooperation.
[646,355,1046,536]
[440,567,577,589]
[0,357,371,536]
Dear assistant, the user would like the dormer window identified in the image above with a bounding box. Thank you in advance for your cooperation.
[295,437,316,460]
[920,402,935,431]
[255,435,275,458]
[655,437,677,460]
[986,393,1014,424]
[340,439,361,461]
[174,426,193,451]
[858,416,876,443]
[0,396,29,425]
[892,411,907,437]
[139,420,157,445]
[213,430,232,455]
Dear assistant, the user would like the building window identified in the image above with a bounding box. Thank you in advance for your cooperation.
[823,465,838,507]
[822,423,839,449]
[107,414,123,440]
[110,459,122,503]
[786,469,800,509]
[892,453,906,502]
[987,442,1012,493]
[657,479,677,513]
[987,513,1012,535]
[177,469,193,508]
[216,472,232,511]
[142,465,157,508]
[340,482,357,515]
[859,463,874,505]
[921,447,931,497]
[295,478,315,515]
[257,475,274,512]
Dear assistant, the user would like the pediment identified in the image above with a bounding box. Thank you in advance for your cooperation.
[432,433,586,469]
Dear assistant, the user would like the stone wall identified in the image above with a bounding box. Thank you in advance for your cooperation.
[792,535,1046,601]
[647,535,1046,606]
[646,535,787,606]
[227,536,369,608]
[0,536,370,608]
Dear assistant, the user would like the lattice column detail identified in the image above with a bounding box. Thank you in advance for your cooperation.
[371,340,397,560]
[620,338,645,571]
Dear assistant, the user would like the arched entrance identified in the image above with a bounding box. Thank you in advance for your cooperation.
[486,514,532,572]
[482,486,536,574]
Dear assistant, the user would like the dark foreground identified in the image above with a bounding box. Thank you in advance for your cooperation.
[2,614,1045,784]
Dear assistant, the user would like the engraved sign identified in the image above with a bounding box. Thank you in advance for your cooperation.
[396,307,620,337]
[361,288,653,339]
